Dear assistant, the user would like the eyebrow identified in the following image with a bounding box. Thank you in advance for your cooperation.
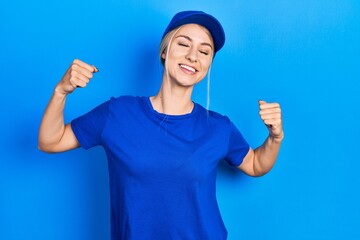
[176,35,213,49]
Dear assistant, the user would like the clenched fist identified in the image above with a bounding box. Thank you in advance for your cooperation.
[55,59,98,95]
[259,100,284,142]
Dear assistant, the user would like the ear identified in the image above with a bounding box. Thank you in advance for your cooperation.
[161,52,166,60]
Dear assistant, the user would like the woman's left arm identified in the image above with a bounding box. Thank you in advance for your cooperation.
[238,100,284,177]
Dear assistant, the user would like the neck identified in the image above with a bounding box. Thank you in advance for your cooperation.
[150,76,195,115]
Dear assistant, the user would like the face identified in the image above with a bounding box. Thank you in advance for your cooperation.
[162,24,214,87]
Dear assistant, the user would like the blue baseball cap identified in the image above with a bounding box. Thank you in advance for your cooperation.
[162,10,225,54]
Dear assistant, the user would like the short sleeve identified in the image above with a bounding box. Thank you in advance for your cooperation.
[71,100,110,150]
[225,121,250,167]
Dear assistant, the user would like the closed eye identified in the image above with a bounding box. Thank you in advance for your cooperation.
[178,42,189,47]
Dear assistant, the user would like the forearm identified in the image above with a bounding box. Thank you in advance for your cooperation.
[38,88,67,151]
[38,59,98,152]
[253,133,284,176]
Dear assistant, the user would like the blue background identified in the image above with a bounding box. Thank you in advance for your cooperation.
[1,0,359,239]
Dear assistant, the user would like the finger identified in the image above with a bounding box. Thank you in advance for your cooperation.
[260,113,282,122]
[69,66,92,83]
[92,65,99,73]
[73,72,90,84]
[69,79,79,89]
[73,59,98,73]
[71,76,88,88]
[260,114,281,123]
[263,116,282,125]
[258,100,280,110]
[258,100,266,105]
[259,107,282,117]
[259,102,281,110]
[260,108,282,115]
[263,120,282,131]
[260,113,282,121]
[72,65,93,79]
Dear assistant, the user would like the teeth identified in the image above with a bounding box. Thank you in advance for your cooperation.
[180,64,196,73]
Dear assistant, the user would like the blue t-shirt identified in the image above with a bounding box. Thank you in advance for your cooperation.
[71,96,250,240]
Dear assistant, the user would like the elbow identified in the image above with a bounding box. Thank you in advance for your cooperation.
[38,132,61,153]
[38,144,51,153]
[251,160,273,177]
[38,139,46,152]
[241,167,267,177]
[240,166,268,177]
[252,169,269,177]
[38,141,56,153]
[251,154,275,177]
[252,164,275,177]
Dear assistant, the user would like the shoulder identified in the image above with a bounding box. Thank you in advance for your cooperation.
[196,104,231,125]
[209,110,230,122]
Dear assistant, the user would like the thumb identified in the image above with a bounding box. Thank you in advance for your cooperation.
[92,65,99,73]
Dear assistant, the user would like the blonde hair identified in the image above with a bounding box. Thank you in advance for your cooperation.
[159,27,180,66]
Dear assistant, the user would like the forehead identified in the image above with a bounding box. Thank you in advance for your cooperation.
[175,24,214,45]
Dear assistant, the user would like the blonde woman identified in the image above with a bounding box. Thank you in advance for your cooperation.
[39,10,284,240]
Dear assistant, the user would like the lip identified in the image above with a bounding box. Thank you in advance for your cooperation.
[179,63,198,73]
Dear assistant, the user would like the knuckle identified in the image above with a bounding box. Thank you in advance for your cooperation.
[70,70,78,77]
[70,82,77,89]
[75,81,83,87]
[70,64,78,72]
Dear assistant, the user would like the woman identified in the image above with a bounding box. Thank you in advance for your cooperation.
[38,10,283,240]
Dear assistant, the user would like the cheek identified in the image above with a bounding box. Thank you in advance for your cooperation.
[201,58,212,71]
[163,46,182,61]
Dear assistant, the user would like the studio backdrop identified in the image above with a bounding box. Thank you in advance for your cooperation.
[1,0,359,239]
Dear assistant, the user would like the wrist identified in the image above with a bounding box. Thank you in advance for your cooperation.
[53,86,68,98]
[270,131,284,144]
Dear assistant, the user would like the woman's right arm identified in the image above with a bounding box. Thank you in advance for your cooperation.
[38,59,98,153]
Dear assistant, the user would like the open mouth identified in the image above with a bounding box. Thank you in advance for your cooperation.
[179,64,197,73]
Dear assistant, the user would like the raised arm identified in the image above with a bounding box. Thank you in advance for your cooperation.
[38,59,98,153]
[239,100,284,176]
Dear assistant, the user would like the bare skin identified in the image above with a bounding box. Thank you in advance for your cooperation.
[239,100,284,176]
[38,24,283,176]
[38,59,98,153]
[151,24,214,115]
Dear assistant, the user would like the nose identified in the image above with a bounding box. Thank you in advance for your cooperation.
[185,47,198,63]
